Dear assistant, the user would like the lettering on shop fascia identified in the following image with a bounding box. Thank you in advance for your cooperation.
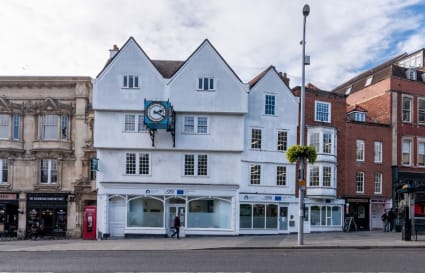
[28,196,66,201]
[0,193,18,200]
[242,194,283,202]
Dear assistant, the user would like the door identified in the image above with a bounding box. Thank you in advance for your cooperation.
[279,207,288,231]
[109,196,125,237]
[168,205,185,236]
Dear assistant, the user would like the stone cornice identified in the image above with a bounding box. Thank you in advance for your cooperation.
[0,76,92,88]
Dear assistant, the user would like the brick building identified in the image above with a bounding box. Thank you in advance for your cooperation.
[293,84,345,232]
[333,49,425,229]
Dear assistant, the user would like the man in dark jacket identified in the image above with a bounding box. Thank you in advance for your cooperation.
[171,214,181,239]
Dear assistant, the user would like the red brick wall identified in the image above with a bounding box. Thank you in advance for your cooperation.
[344,122,392,199]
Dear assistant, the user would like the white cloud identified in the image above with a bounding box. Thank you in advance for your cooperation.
[0,0,423,90]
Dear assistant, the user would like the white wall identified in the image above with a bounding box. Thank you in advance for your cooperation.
[241,68,299,195]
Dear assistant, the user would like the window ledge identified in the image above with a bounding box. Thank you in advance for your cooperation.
[32,140,72,152]
[0,183,12,189]
[0,140,24,151]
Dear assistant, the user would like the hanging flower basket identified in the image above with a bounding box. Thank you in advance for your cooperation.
[286,145,317,164]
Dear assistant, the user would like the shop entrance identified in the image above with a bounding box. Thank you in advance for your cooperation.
[167,198,185,237]
[279,206,288,231]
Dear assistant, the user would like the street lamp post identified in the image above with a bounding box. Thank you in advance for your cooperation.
[298,3,310,246]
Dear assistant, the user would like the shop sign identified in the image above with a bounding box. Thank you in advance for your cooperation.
[28,195,66,201]
[0,193,18,200]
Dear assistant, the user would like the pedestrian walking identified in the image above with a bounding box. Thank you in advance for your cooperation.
[170,214,181,239]
[382,210,389,232]
[388,209,396,232]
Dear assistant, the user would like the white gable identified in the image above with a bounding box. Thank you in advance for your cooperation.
[168,40,248,113]
[93,38,166,111]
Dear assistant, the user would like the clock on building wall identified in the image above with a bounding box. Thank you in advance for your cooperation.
[144,99,175,147]
[146,102,166,122]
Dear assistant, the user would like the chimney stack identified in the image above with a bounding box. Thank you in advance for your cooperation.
[109,44,119,59]
[278,72,290,87]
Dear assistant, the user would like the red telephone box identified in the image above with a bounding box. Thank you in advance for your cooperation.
[83,205,96,240]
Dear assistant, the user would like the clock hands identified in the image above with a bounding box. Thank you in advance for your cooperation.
[153,109,165,117]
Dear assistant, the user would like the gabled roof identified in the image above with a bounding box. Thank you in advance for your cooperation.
[96,37,243,85]
[248,65,290,89]
[168,39,244,84]
[96,37,166,81]
[151,60,185,79]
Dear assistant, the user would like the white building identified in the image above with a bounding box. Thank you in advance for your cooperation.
[239,67,299,234]
[93,37,248,238]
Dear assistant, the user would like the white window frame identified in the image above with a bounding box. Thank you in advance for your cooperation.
[322,166,332,187]
[308,164,334,188]
[356,171,364,194]
[323,132,332,154]
[356,140,365,162]
[418,97,425,125]
[0,114,21,141]
[365,75,373,86]
[251,128,262,150]
[184,154,208,177]
[309,132,320,153]
[276,165,286,186]
[250,164,261,185]
[0,159,8,183]
[402,138,412,166]
[374,141,382,163]
[197,77,216,91]
[354,112,366,122]
[124,114,146,132]
[264,94,276,116]
[314,101,331,123]
[374,172,382,194]
[277,130,288,151]
[309,166,320,187]
[402,95,413,123]
[40,159,57,184]
[0,114,9,139]
[183,116,209,134]
[40,114,69,140]
[125,152,151,176]
[122,75,140,89]
[418,139,425,167]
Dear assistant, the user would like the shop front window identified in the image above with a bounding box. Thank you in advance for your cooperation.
[187,198,231,229]
[240,204,252,228]
[127,197,163,228]
[266,204,278,229]
[310,205,342,226]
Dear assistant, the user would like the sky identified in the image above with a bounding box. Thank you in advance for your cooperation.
[0,0,424,90]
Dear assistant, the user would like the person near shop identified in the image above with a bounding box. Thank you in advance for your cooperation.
[381,210,389,232]
[171,214,181,239]
[388,209,396,232]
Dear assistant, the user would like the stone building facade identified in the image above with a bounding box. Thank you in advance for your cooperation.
[0,76,95,239]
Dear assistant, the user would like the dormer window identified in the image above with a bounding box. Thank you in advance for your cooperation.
[197,77,215,91]
[353,111,366,122]
[406,69,417,81]
[122,75,139,89]
[365,75,373,86]
[345,85,352,95]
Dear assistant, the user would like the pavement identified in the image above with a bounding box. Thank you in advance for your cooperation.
[0,231,424,252]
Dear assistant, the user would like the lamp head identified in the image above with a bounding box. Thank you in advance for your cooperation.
[303,4,310,17]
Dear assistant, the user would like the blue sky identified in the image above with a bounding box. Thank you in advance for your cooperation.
[0,0,424,90]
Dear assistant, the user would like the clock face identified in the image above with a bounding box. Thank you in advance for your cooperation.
[146,103,166,122]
